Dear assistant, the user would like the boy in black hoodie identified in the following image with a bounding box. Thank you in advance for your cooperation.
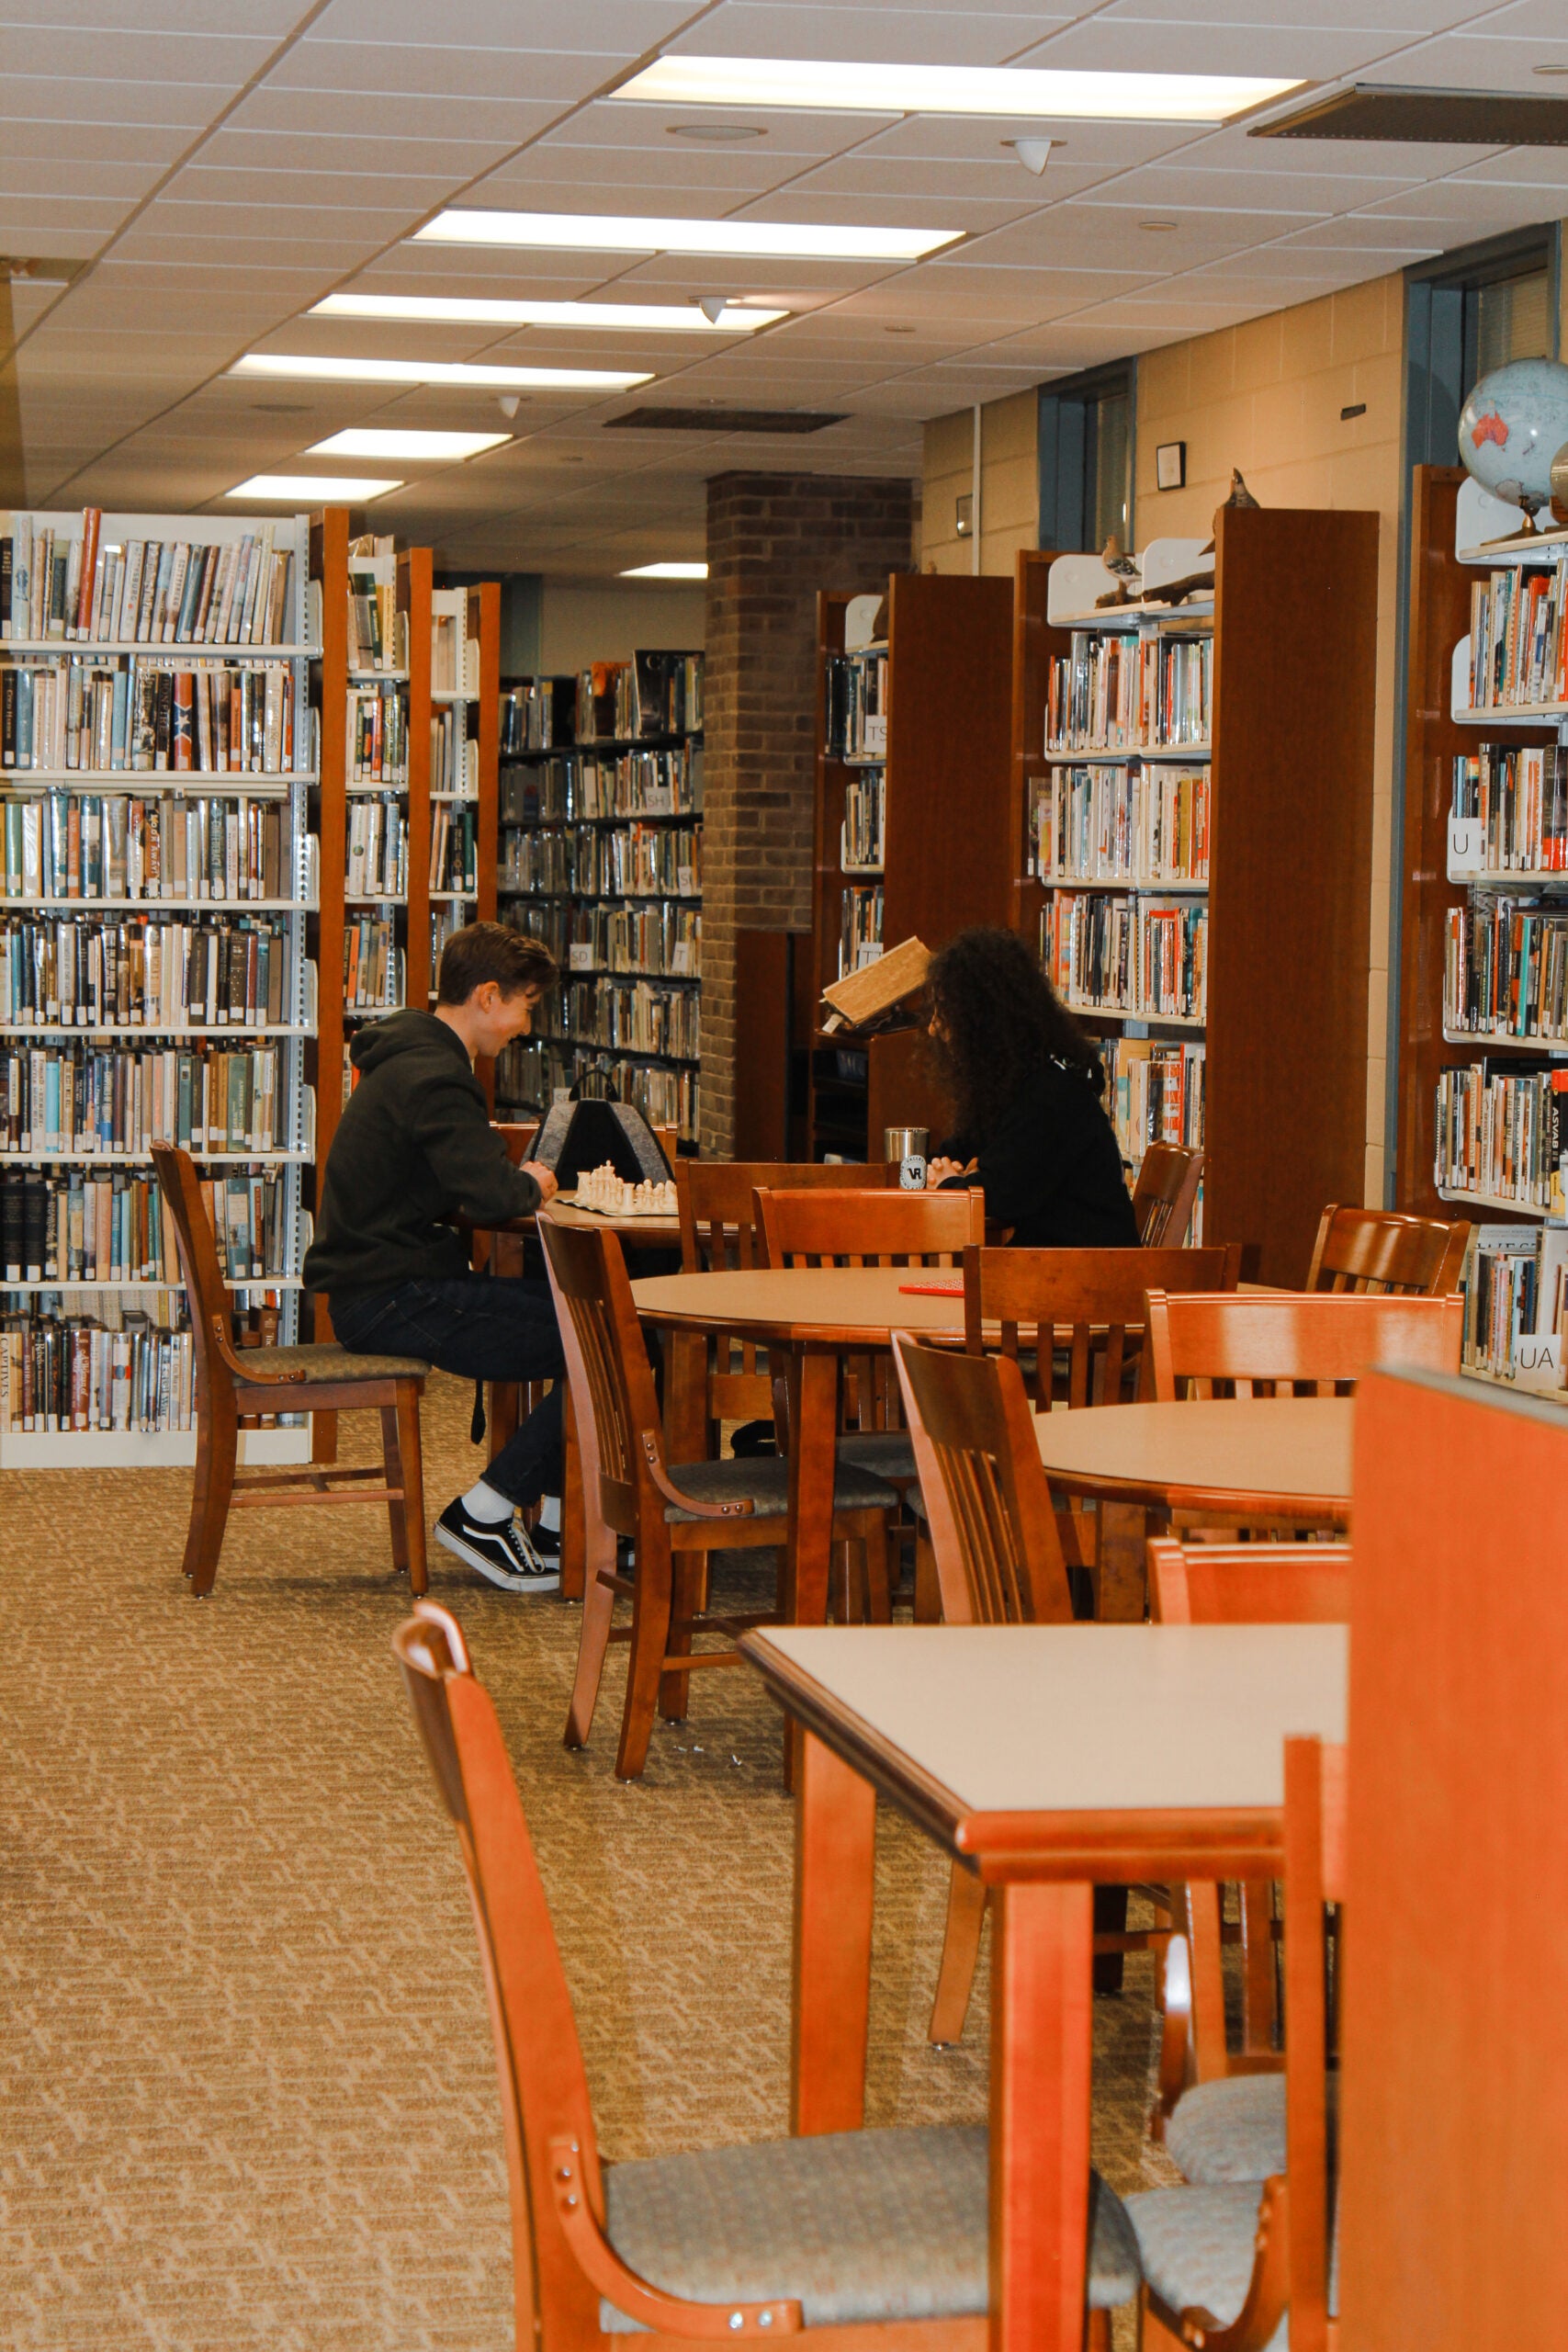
[302,922,568,1593]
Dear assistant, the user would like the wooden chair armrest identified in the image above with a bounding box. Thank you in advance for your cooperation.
[547,2137,801,2338]
[1168,2176,1290,2352]
[209,1313,290,1386]
[1150,1929,1193,2135]
[639,1433,756,1520]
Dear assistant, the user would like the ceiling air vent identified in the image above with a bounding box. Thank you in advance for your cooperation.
[603,405,848,435]
[1251,84,1568,144]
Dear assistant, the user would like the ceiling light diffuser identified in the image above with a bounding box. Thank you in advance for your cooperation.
[231,353,651,390]
[310,293,786,332]
[308,428,510,458]
[414,209,960,261]
[620,561,709,579]
[228,474,401,501]
[615,56,1303,125]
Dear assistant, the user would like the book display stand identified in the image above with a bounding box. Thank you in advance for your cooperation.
[1015,508,1379,1285]
[493,652,704,1144]
[807,574,1011,1160]
[0,505,320,1464]
[1400,466,1568,1392]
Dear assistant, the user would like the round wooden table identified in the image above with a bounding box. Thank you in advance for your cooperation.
[544,1193,681,1246]
[1034,1394,1353,1521]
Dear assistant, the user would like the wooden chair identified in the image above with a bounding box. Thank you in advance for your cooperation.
[756,1186,984,1272]
[1305,1201,1469,1295]
[892,1332,1173,2045]
[1131,1145,1205,1247]
[1147,1537,1351,2131]
[1146,1288,1464,1399]
[538,1216,898,1781]
[152,1143,429,1599]
[1127,1737,1343,2352]
[392,1596,1142,2350]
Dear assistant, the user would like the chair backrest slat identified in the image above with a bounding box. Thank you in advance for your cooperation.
[539,1216,662,1534]
[1305,1203,1470,1296]
[1145,1289,1463,1400]
[151,1142,240,1407]
[1148,1537,1352,1624]
[757,1185,985,1270]
[964,1244,1240,1411]
[893,1332,1074,1625]
[1132,1144,1205,1247]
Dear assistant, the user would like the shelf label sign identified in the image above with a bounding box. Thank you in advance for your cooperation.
[1448,815,1484,874]
[1514,1330,1563,1393]
[864,713,887,757]
[569,943,594,972]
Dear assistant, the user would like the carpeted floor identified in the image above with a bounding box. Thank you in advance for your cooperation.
[1,1374,1178,2350]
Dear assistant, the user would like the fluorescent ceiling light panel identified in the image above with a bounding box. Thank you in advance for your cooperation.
[231,353,651,390]
[415,209,959,262]
[311,293,787,333]
[615,57,1303,125]
[308,428,510,458]
[229,473,401,501]
[620,560,708,579]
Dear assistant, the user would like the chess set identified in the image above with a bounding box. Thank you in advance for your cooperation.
[568,1162,677,1219]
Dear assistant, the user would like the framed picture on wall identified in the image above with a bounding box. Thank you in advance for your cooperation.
[1156,441,1187,492]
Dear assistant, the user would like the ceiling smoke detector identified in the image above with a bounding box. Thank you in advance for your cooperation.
[1004,138,1055,174]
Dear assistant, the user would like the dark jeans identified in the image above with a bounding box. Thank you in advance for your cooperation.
[332,1274,565,1509]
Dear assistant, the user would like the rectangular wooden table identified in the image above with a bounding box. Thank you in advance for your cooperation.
[740,1622,1348,2352]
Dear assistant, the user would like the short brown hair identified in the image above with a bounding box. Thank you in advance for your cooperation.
[436,921,558,1006]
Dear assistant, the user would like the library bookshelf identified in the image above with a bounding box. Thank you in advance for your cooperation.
[807,573,1012,1161]
[1016,507,1378,1286]
[1398,466,1568,1395]
[493,653,705,1144]
[1,504,320,1464]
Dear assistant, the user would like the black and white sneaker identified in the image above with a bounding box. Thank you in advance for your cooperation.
[435,1500,561,1594]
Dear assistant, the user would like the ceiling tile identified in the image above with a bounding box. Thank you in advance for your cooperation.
[663,4,1075,65]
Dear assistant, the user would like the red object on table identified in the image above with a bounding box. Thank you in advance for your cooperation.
[898,1280,964,1296]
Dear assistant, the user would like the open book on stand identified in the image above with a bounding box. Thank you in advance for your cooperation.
[818,934,931,1035]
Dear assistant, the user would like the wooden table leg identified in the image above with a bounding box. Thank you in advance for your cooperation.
[1095,1500,1149,1623]
[790,1731,875,2136]
[989,1880,1094,2352]
[784,1349,840,1629]
[560,1385,585,1603]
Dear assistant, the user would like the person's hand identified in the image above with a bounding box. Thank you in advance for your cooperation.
[925,1156,967,1188]
[523,1159,558,1204]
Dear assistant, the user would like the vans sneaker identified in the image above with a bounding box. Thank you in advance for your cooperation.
[434,1500,561,1594]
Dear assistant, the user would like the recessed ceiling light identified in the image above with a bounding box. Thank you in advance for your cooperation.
[310,293,786,333]
[615,57,1303,125]
[308,428,511,459]
[885,324,916,334]
[620,561,708,579]
[666,121,766,140]
[231,353,652,390]
[414,209,961,262]
[1140,219,1179,231]
[1532,62,1568,74]
[228,473,401,502]
[251,401,311,413]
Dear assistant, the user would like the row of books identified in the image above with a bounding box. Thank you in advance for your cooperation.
[342,916,402,1011]
[431,903,463,974]
[504,899,700,979]
[1450,745,1568,873]
[499,656,705,753]
[429,801,478,897]
[2,1168,297,1284]
[346,543,401,673]
[496,1040,696,1139]
[500,745,704,824]
[825,651,889,763]
[539,978,700,1064]
[1461,1224,1568,1386]
[1465,560,1568,712]
[1435,1057,1568,1213]
[1043,893,1209,1023]
[348,681,408,785]
[0,1310,197,1434]
[2,1044,303,1158]
[500,821,702,900]
[1,792,310,905]
[1098,1036,1206,1167]
[2,658,299,775]
[1,514,296,648]
[344,800,407,901]
[619,650,703,740]
[1046,628,1213,753]
[501,677,575,755]
[1032,762,1211,887]
[1444,899,1568,1045]
[1,915,293,1032]
[841,773,886,870]
[840,884,885,978]
[433,708,479,797]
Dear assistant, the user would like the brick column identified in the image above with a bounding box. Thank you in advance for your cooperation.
[701,470,915,1158]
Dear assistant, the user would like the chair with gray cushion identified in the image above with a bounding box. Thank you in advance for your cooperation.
[540,1215,898,1781]
[394,1598,1143,2352]
[152,1143,430,1598]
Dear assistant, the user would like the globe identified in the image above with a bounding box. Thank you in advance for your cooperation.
[1458,356,1568,520]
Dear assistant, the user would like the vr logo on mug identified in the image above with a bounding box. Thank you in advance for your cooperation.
[899,1154,927,1192]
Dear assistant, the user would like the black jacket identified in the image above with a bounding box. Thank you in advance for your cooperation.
[301,1010,542,1298]
[939,1060,1140,1249]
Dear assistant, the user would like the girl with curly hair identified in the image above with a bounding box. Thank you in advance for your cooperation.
[922,925,1139,1248]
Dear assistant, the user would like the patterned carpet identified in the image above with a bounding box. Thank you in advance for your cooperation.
[1,1374,1177,2351]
